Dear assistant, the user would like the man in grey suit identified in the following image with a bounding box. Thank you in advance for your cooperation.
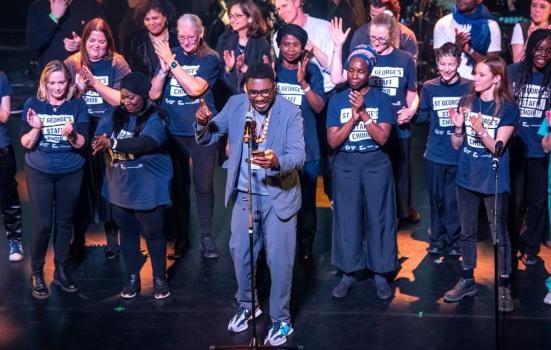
[195,63,305,347]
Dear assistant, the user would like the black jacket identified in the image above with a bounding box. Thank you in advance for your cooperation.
[215,30,272,94]
[122,29,179,79]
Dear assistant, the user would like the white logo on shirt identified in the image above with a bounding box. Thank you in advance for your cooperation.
[276,82,304,105]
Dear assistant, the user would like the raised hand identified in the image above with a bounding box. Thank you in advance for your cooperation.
[349,90,364,112]
[61,120,74,136]
[454,28,471,52]
[80,65,96,87]
[330,17,351,47]
[159,55,171,75]
[153,38,174,65]
[448,107,465,128]
[224,50,236,71]
[63,31,81,53]
[469,112,485,135]
[50,0,69,19]
[27,108,43,129]
[236,53,247,73]
[297,53,310,87]
[196,99,212,126]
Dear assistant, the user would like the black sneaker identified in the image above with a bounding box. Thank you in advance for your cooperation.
[153,277,170,299]
[31,269,49,300]
[444,278,477,302]
[498,286,514,312]
[120,274,141,299]
[201,236,220,259]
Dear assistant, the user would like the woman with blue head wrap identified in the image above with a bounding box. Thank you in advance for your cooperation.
[326,43,398,300]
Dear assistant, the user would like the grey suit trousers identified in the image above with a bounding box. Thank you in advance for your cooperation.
[230,191,297,324]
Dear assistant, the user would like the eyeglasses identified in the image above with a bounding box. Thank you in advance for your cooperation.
[535,47,551,55]
[178,34,199,43]
[229,13,246,20]
[247,88,273,98]
[369,35,389,44]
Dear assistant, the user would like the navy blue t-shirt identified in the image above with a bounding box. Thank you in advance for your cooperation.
[65,54,130,123]
[327,88,394,152]
[508,63,549,158]
[97,111,173,210]
[0,72,11,148]
[276,63,325,162]
[369,48,417,139]
[456,98,519,194]
[21,97,90,174]
[161,48,220,136]
[418,77,472,165]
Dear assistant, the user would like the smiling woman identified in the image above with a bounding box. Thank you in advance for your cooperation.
[509,29,551,268]
[511,0,551,63]
[215,0,271,95]
[63,18,131,261]
[20,60,90,300]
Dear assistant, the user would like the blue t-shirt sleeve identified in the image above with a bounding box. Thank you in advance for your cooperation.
[538,118,549,137]
[75,98,91,124]
[0,72,11,97]
[417,84,431,123]
[498,103,519,127]
[140,114,167,146]
[196,54,221,87]
[95,112,112,136]
[377,92,395,125]
[326,94,343,128]
[307,64,326,103]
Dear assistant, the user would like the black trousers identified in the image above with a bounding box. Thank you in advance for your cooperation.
[26,165,83,269]
[510,155,549,256]
[112,204,167,278]
[457,187,512,276]
[0,146,22,241]
[425,160,460,249]
[388,138,413,219]
[166,135,218,250]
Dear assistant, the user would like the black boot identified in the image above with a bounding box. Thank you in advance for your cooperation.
[53,264,79,293]
[31,269,49,300]
[120,274,141,299]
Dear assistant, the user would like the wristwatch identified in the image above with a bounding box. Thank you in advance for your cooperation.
[170,60,178,69]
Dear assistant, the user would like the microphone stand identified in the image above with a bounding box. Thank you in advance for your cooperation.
[491,141,503,350]
[210,111,303,350]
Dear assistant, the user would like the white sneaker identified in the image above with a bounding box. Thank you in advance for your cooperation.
[264,322,293,346]
[8,239,23,262]
[227,306,262,333]
[544,292,551,305]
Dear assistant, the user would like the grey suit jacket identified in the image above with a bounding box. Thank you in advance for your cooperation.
[195,94,305,220]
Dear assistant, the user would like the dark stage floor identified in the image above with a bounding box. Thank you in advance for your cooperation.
[1,45,551,350]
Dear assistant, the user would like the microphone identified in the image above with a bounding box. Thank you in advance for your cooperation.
[492,140,504,171]
[243,110,254,143]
